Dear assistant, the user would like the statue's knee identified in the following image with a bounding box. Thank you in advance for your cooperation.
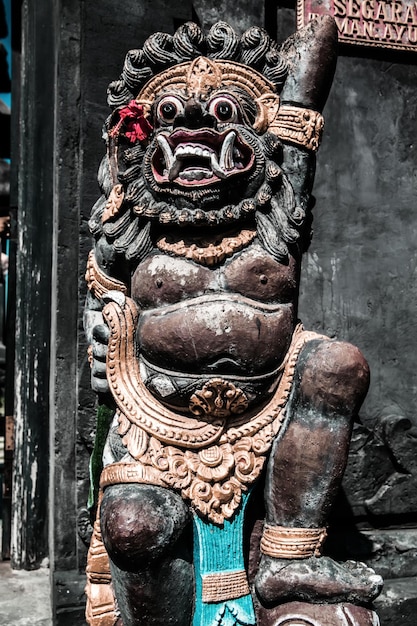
[298,339,370,413]
[100,483,190,570]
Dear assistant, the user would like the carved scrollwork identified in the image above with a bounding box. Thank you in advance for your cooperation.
[101,432,268,523]
[102,184,125,223]
[137,57,276,111]
[85,251,128,300]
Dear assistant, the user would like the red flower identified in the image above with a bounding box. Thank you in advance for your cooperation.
[112,100,153,143]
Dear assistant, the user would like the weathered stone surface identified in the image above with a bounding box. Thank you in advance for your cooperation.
[374,577,417,626]
[53,570,87,626]
[300,53,417,520]
[327,529,417,581]
[193,0,264,33]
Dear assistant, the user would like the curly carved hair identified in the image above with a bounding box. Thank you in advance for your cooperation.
[107,21,288,108]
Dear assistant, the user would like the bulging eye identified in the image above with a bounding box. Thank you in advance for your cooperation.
[208,96,239,123]
[156,96,184,124]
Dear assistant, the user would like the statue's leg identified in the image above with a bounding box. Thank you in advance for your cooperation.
[255,338,383,605]
[100,483,193,626]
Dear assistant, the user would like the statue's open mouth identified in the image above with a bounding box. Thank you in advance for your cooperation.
[151,128,254,187]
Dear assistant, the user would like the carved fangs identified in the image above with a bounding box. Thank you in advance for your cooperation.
[152,129,254,187]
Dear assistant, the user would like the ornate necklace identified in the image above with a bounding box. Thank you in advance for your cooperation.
[156,228,256,266]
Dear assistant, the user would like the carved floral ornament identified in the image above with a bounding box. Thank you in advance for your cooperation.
[108,56,324,153]
[189,378,249,419]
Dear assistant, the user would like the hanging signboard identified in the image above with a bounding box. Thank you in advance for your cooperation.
[297,0,417,51]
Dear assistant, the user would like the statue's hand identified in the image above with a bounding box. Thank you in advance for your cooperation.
[89,322,110,394]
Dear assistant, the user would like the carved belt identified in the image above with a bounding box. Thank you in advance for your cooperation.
[139,353,285,414]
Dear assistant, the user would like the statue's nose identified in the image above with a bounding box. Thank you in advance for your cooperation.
[174,98,216,129]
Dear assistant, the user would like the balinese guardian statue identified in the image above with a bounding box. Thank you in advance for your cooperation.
[83,16,383,626]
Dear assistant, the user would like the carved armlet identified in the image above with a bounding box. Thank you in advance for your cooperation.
[260,524,328,559]
[271,105,324,152]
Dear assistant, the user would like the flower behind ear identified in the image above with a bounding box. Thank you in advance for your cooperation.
[111,100,153,143]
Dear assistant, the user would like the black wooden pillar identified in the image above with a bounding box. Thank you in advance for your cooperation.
[12,0,57,569]
[11,0,83,603]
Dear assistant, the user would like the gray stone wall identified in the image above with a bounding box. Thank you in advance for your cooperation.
[303,52,417,522]
[285,5,417,621]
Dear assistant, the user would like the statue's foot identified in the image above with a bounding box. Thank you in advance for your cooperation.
[255,555,383,605]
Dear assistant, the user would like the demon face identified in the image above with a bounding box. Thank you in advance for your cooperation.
[106,56,282,224]
[142,92,269,217]
[100,56,307,258]
[149,90,256,188]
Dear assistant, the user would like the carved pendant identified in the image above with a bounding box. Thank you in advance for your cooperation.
[189,379,249,419]
[101,429,271,524]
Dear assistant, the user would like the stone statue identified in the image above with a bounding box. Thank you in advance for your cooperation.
[83,17,383,626]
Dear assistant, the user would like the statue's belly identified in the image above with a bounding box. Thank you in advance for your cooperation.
[137,294,295,376]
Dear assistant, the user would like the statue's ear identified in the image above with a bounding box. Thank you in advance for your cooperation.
[279,16,338,113]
